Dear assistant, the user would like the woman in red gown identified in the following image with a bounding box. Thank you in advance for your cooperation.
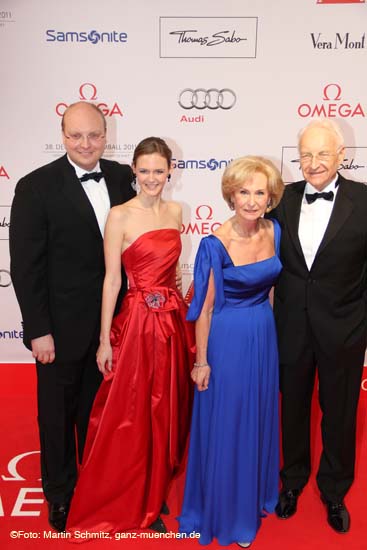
[66,137,194,536]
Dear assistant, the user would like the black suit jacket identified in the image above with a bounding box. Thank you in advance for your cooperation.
[9,154,135,362]
[271,174,367,363]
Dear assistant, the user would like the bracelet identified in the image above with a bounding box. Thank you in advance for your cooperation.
[193,362,209,368]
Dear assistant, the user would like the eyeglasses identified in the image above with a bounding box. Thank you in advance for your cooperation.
[299,148,342,165]
[63,132,105,144]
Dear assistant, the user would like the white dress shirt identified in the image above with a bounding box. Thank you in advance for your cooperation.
[298,175,339,271]
[68,156,110,236]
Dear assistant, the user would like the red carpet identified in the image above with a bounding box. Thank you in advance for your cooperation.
[0,364,366,550]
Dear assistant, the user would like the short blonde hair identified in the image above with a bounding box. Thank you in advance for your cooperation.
[222,156,284,211]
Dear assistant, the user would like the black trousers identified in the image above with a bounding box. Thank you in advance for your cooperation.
[279,326,364,503]
[36,331,102,504]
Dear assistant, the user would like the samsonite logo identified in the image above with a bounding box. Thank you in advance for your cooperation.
[46,28,128,44]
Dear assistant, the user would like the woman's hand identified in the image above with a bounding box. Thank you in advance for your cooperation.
[96,342,113,375]
[175,264,182,293]
[191,365,211,391]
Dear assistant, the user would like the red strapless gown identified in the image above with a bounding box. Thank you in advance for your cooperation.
[67,229,194,535]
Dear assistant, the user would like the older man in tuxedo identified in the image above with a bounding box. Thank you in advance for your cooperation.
[10,102,135,531]
[271,119,367,534]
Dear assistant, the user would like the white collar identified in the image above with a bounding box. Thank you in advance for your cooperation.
[304,174,339,195]
[67,155,101,179]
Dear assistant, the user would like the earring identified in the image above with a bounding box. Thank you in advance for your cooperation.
[266,200,272,212]
[229,199,235,210]
[131,174,137,191]
[167,174,171,182]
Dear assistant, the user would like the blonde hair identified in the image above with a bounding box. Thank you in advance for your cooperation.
[222,156,284,211]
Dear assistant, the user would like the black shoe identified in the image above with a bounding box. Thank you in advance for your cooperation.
[275,489,301,519]
[160,501,170,515]
[321,496,350,534]
[148,516,167,533]
[48,501,70,532]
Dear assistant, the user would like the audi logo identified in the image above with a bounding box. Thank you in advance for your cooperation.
[0,269,11,287]
[178,88,236,110]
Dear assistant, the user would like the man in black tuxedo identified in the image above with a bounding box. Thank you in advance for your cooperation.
[9,101,135,531]
[271,119,367,534]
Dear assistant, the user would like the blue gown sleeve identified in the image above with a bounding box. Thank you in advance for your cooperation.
[187,236,225,322]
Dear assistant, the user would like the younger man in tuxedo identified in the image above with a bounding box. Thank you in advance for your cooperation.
[10,102,135,531]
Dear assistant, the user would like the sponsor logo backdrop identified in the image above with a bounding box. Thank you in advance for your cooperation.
[0,0,366,367]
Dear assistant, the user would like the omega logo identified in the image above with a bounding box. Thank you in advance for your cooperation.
[56,83,123,117]
[195,204,213,220]
[322,83,342,101]
[0,451,44,517]
[2,451,41,481]
[0,166,10,179]
[79,82,98,100]
[297,83,364,118]
[181,204,222,235]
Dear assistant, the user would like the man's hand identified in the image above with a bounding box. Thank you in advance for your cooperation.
[31,334,55,364]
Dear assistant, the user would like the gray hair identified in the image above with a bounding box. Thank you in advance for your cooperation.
[298,118,344,149]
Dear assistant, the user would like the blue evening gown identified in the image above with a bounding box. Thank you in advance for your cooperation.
[178,219,282,546]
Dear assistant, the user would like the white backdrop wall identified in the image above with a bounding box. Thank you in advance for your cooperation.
[1,0,367,364]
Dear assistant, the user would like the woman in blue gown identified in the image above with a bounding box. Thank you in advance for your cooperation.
[178,156,284,547]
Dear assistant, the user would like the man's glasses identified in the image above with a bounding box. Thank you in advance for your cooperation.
[63,132,105,144]
[299,147,343,165]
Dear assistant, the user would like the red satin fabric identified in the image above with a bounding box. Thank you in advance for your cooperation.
[67,229,194,535]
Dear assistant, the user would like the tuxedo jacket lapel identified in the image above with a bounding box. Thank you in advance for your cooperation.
[101,159,121,207]
[313,175,354,262]
[283,181,308,269]
[58,156,102,239]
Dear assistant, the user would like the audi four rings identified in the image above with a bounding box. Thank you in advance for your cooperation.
[0,269,11,287]
[178,88,236,110]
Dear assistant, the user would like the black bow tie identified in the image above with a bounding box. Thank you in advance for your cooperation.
[79,171,104,183]
[305,190,334,204]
